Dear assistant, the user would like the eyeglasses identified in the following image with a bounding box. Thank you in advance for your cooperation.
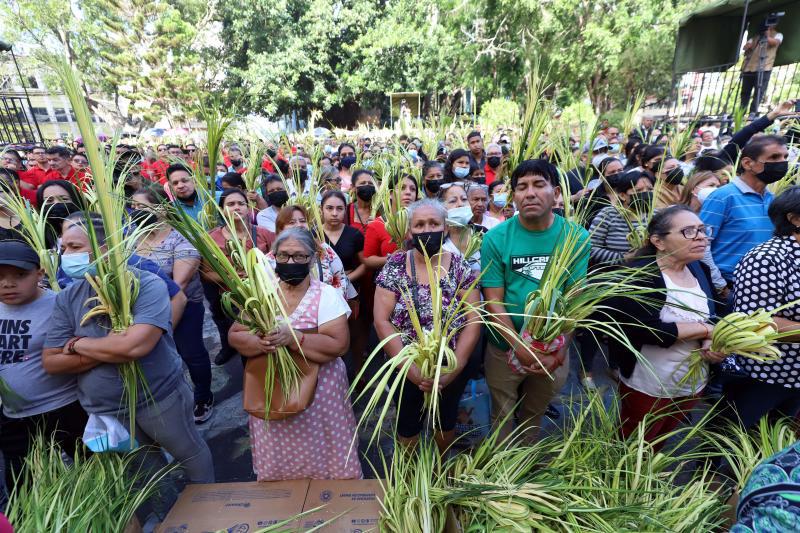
[439,181,466,191]
[275,252,312,264]
[666,225,712,239]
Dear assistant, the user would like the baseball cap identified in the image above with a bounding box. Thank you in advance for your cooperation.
[0,241,40,271]
[582,137,609,154]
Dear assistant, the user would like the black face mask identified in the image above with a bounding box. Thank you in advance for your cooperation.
[356,184,376,202]
[296,169,308,183]
[230,158,242,167]
[487,156,501,169]
[472,176,486,185]
[178,189,198,203]
[267,190,289,207]
[274,262,310,285]
[664,167,684,185]
[411,230,445,257]
[266,149,277,158]
[426,179,444,194]
[756,161,788,184]
[45,202,78,223]
[552,207,565,217]
[130,209,157,228]
[629,191,653,212]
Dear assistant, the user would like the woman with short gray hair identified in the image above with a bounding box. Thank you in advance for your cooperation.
[229,227,361,481]
[373,198,480,452]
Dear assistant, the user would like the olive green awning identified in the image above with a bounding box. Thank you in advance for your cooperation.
[673,0,800,73]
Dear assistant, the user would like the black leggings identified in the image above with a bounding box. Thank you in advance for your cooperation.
[393,365,471,438]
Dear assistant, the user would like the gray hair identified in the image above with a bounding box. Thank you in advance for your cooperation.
[467,184,488,196]
[407,198,447,223]
[486,142,501,153]
[272,227,316,256]
[64,211,106,244]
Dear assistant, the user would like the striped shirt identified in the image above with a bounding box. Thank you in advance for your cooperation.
[699,176,773,282]
[588,206,646,265]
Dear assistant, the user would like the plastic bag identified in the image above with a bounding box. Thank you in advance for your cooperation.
[454,378,492,447]
[82,414,138,452]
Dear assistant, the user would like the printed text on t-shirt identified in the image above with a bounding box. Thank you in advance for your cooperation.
[0,319,32,363]
[511,255,550,282]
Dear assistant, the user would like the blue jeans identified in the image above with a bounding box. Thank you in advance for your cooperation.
[125,380,214,484]
[173,300,212,404]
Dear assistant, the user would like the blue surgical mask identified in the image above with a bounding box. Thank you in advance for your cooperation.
[61,251,97,279]
[609,143,620,153]
[453,167,470,179]
[446,205,473,226]
[306,164,313,177]
[215,171,226,179]
[492,192,507,208]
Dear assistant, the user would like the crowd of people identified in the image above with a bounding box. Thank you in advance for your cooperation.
[0,98,799,508]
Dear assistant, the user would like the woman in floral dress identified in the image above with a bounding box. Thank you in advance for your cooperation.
[268,205,356,303]
[373,198,481,453]
[229,227,361,480]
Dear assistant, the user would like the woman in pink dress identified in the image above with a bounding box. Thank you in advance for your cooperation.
[229,227,362,480]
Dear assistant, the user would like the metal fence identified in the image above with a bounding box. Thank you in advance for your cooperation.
[0,94,41,145]
[668,62,799,119]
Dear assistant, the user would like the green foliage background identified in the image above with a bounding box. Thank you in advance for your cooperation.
[1,0,711,128]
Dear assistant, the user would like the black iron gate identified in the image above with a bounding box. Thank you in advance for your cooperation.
[0,95,41,145]
[668,62,799,119]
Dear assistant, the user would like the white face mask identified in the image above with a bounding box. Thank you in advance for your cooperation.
[446,205,473,226]
[696,187,717,204]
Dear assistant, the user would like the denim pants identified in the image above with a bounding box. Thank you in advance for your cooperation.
[123,380,215,484]
[201,280,234,357]
[173,300,212,403]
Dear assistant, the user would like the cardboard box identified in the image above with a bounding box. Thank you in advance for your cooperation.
[300,479,384,532]
[156,480,310,533]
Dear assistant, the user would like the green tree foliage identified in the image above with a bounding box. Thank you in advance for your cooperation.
[0,0,217,129]
[479,97,520,131]
[3,0,711,125]
[221,0,707,118]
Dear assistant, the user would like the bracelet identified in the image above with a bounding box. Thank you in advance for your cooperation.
[66,336,85,355]
[702,323,712,339]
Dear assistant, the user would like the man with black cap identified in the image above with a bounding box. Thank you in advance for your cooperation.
[0,241,87,495]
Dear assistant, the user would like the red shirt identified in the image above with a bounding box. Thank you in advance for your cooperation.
[19,187,37,207]
[18,167,49,188]
[485,164,497,185]
[150,160,169,184]
[208,225,275,259]
[348,203,370,236]
[363,218,398,258]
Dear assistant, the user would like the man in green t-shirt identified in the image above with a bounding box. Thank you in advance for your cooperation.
[480,159,590,442]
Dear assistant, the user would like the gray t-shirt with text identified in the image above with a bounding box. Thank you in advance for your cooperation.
[0,291,78,418]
